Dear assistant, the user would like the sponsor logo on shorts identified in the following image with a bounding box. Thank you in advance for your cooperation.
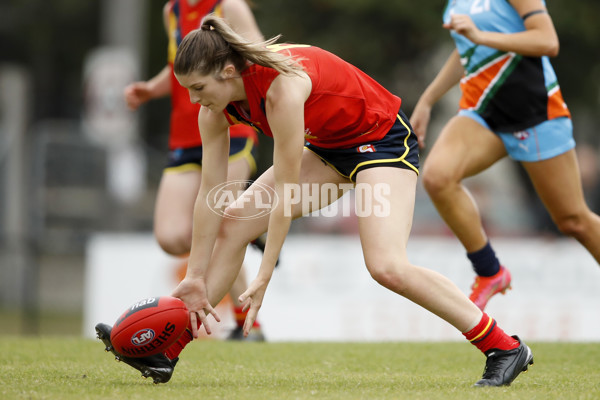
[513,131,529,140]
[357,144,376,153]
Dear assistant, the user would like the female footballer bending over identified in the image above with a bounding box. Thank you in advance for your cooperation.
[161,15,532,386]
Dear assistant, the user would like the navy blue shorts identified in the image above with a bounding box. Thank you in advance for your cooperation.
[305,110,419,182]
[165,137,257,174]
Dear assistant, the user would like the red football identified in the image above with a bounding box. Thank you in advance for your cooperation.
[110,296,189,358]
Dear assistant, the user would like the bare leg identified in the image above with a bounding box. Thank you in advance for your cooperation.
[357,167,482,332]
[154,169,201,255]
[196,155,534,387]
[223,158,256,306]
[523,149,600,263]
[154,158,262,318]
[204,149,349,306]
[422,116,507,253]
[204,153,482,332]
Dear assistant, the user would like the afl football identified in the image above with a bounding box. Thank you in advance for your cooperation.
[110,296,189,357]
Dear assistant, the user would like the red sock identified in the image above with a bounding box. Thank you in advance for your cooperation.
[463,313,519,354]
[164,318,200,360]
[233,305,260,328]
[164,328,193,360]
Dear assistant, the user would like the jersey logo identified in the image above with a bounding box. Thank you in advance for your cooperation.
[304,128,317,140]
[357,144,376,153]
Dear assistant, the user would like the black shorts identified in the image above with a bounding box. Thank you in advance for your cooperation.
[304,109,419,182]
[165,137,257,174]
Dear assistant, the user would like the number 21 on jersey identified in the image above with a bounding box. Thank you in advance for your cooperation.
[470,0,491,14]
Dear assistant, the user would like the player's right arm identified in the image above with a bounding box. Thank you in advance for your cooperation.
[409,49,463,148]
[446,0,559,57]
[123,66,172,110]
[171,106,231,337]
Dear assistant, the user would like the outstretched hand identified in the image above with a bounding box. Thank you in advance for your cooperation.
[238,277,270,338]
[123,82,153,111]
[171,277,220,338]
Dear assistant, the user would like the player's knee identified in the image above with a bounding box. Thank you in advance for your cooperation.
[223,203,246,222]
[421,163,452,198]
[218,214,251,245]
[554,212,588,239]
[155,228,191,256]
[366,261,411,294]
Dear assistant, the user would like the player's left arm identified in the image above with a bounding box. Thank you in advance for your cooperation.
[446,0,559,57]
[259,71,310,281]
[238,71,311,335]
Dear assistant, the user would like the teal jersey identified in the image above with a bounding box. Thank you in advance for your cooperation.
[444,0,570,131]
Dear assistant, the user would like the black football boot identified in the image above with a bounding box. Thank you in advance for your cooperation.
[95,323,178,384]
[474,335,534,387]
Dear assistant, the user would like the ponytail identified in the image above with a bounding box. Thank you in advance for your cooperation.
[174,14,302,78]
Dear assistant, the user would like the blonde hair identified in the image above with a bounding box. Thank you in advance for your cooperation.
[174,14,302,78]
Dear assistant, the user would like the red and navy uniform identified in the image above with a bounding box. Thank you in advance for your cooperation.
[167,0,257,151]
[224,44,401,149]
[223,44,418,181]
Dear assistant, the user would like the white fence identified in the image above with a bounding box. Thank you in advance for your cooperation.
[84,233,600,342]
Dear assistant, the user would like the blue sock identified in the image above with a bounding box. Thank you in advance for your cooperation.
[467,242,500,277]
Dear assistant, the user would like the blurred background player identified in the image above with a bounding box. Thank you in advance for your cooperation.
[410,0,600,310]
[122,0,267,340]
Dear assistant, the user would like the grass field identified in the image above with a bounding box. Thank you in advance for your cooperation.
[1,337,599,400]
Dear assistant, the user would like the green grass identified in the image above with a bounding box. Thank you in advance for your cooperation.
[0,337,599,400]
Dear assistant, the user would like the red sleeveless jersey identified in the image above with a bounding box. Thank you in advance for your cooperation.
[166,0,257,149]
[224,44,401,149]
